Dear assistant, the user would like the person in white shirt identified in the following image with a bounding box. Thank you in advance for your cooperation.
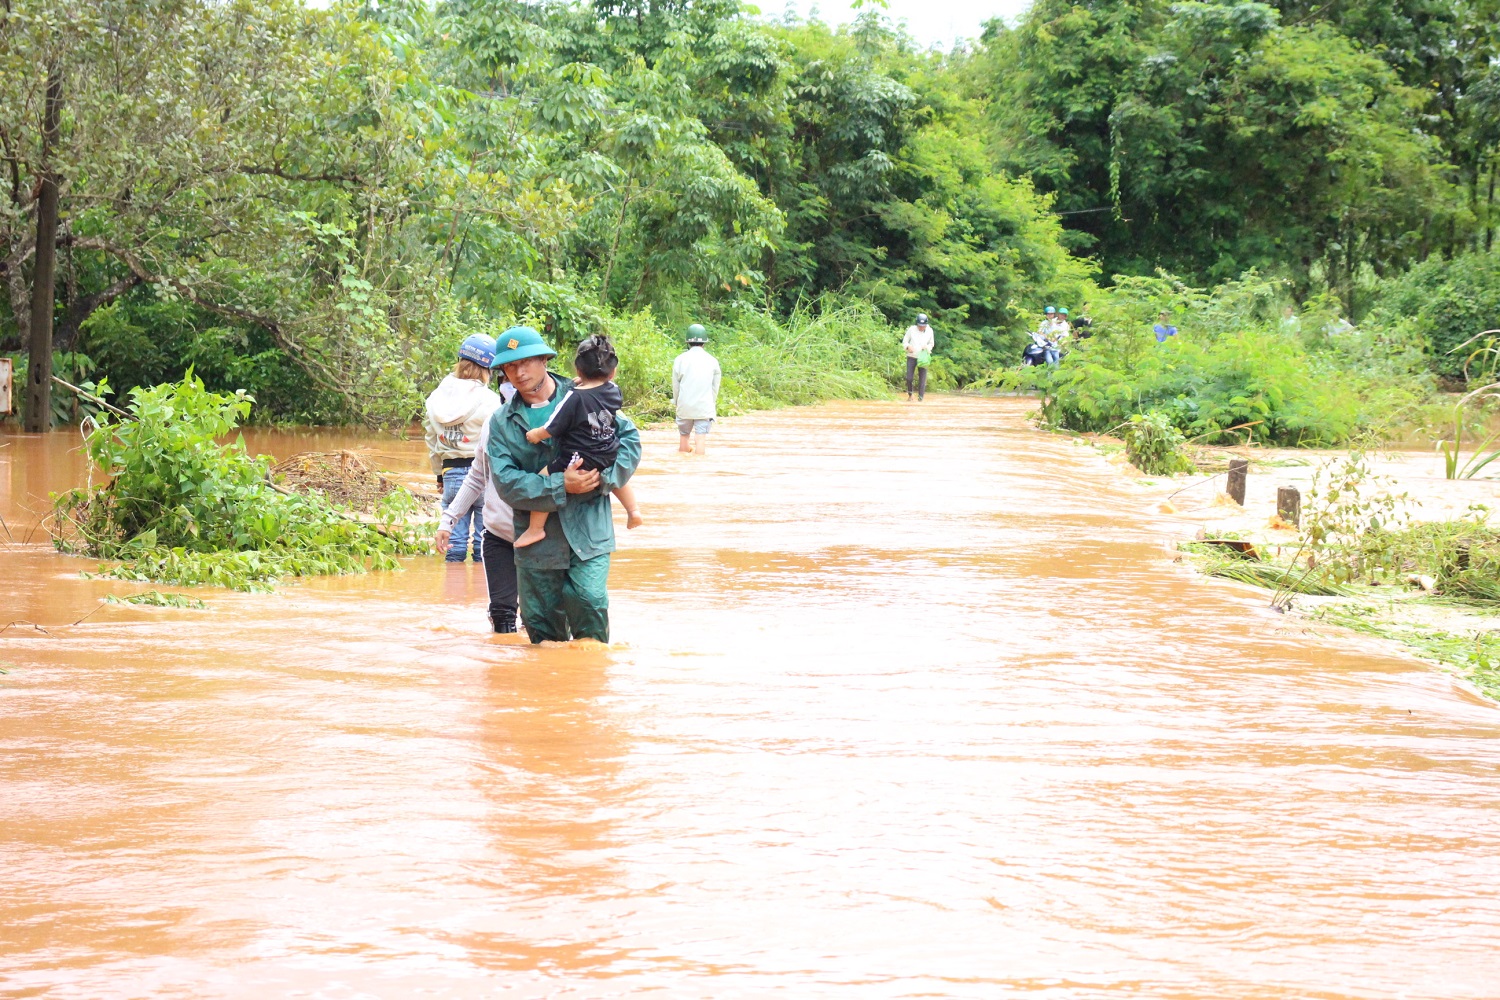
[1052,307,1073,343]
[424,334,503,562]
[1049,308,1072,363]
[902,313,935,401]
[672,324,721,456]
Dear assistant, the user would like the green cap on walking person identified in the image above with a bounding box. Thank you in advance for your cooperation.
[675,325,720,455]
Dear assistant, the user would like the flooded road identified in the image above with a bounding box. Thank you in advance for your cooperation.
[3,397,1500,998]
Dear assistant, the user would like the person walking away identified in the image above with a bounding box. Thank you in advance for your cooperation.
[433,377,521,632]
[1153,312,1178,343]
[518,334,642,547]
[425,334,502,562]
[673,324,721,455]
[902,313,935,401]
[487,327,642,644]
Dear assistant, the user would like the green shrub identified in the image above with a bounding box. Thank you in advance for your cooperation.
[82,295,350,424]
[1369,250,1500,379]
[989,272,1430,445]
[1123,410,1193,475]
[51,374,426,591]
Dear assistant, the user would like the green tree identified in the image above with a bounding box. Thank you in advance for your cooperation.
[975,0,1456,310]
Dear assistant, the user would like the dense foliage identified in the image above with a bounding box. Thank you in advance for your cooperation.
[972,0,1499,312]
[51,375,427,589]
[1368,250,1500,379]
[993,274,1433,445]
[0,0,1495,429]
[0,0,1091,425]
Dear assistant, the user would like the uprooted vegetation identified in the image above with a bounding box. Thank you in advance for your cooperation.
[50,376,429,592]
[269,450,424,512]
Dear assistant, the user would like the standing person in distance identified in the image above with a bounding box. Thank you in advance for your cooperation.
[424,334,503,563]
[902,313,935,402]
[673,324,721,456]
[1153,312,1178,343]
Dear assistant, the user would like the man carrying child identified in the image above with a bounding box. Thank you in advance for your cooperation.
[486,327,642,644]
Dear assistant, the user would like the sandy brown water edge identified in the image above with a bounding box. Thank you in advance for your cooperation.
[3,397,1500,998]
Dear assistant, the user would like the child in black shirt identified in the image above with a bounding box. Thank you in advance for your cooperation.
[517,334,642,548]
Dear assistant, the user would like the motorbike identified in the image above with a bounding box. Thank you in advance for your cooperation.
[1022,329,1058,366]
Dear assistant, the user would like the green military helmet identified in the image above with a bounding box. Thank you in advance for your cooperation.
[492,326,556,367]
[686,323,708,345]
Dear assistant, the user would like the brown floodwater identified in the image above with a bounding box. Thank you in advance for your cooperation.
[3,397,1499,999]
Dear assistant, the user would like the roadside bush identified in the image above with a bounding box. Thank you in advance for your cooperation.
[989,272,1430,445]
[1369,250,1500,379]
[1124,410,1193,475]
[51,374,426,591]
[1191,453,1500,608]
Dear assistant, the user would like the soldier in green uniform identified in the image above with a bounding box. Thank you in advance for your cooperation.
[485,327,642,643]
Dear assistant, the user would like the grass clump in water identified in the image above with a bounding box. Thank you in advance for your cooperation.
[51,375,428,592]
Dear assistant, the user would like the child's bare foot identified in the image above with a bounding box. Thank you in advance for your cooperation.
[514,526,548,548]
[626,509,644,529]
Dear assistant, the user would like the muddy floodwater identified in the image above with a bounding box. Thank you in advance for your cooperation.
[3,397,1500,999]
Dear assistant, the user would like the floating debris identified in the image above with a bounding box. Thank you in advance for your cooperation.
[270,450,427,512]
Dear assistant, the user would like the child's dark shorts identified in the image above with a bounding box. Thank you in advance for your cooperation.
[547,444,620,476]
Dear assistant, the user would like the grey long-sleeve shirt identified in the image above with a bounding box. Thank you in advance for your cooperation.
[438,386,516,542]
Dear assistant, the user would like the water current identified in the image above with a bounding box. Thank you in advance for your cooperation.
[3,397,1499,998]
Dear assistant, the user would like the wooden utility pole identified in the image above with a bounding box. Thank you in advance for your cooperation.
[1226,457,1249,506]
[24,63,62,433]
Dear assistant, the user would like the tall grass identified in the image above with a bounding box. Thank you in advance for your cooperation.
[605,298,900,423]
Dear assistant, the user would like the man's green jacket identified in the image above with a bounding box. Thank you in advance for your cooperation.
[486,372,641,570]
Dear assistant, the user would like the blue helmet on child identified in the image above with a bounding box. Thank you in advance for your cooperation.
[459,333,497,368]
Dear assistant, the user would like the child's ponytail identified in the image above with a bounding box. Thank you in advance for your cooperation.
[575,334,619,379]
